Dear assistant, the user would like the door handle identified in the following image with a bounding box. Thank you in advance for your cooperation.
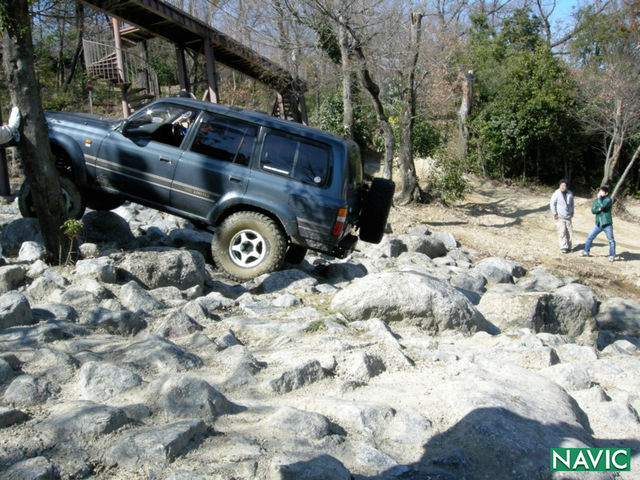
[159,156,172,163]
[229,176,242,183]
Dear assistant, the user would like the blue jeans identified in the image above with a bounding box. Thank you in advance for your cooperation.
[584,224,615,257]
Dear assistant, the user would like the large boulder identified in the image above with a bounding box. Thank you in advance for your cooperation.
[554,283,600,316]
[37,401,131,441]
[596,297,640,336]
[330,271,488,334]
[0,218,43,256]
[0,265,26,294]
[82,211,134,245]
[473,257,526,284]
[398,234,448,258]
[75,257,117,283]
[76,361,143,401]
[117,248,206,290]
[0,291,34,330]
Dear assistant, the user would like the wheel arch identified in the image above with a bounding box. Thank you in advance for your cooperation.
[209,201,296,240]
[48,132,88,188]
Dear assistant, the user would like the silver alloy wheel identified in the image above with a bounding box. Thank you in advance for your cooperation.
[228,229,267,268]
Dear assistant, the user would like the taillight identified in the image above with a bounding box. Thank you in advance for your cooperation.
[332,207,348,236]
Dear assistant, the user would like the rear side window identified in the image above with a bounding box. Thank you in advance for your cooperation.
[261,131,330,186]
[191,113,257,166]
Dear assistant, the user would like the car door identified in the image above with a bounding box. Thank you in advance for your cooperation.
[95,102,197,206]
[170,112,257,220]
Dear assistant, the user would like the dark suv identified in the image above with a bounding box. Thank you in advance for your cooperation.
[21,98,393,280]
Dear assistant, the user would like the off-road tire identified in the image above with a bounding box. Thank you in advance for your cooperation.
[85,191,125,211]
[212,211,286,281]
[284,244,307,264]
[358,178,395,244]
[18,176,86,220]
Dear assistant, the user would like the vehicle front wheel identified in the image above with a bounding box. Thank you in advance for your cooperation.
[85,190,125,211]
[211,211,286,281]
[18,176,86,220]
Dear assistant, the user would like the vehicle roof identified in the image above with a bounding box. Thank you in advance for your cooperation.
[153,97,353,146]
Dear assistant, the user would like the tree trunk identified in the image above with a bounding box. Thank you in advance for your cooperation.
[396,12,423,204]
[601,97,624,186]
[611,143,640,201]
[64,2,85,89]
[1,0,71,263]
[338,21,354,138]
[457,70,473,158]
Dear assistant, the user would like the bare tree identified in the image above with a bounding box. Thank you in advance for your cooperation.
[1,0,71,263]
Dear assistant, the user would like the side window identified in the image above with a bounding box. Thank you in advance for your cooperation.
[191,113,257,166]
[125,103,196,147]
[261,131,330,186]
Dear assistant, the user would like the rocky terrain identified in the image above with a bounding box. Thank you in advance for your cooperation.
[0,200,639,480]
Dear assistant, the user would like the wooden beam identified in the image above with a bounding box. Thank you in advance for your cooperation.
[175,45,190,92]
[203,39,219,104]
[112,17,130,117]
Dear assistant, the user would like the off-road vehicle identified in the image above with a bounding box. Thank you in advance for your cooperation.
[21,98,394,280]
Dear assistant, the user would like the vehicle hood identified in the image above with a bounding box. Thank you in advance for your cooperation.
[45,111,120,131]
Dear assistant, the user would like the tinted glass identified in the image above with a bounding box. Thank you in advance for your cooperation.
[261,131,330,186]
[191,113,257,166]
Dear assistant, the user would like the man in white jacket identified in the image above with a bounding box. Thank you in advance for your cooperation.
[550,179,574,253]
[0,107,20,145]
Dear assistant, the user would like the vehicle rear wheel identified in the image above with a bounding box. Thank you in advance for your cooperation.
[18,176,86,220]
[358,178,395,244]
[211,211,286,281]
[85,191,125,211]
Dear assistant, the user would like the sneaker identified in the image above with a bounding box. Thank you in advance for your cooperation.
[579,251,590,257]
[609,256,615,262]
[561,249,569,254]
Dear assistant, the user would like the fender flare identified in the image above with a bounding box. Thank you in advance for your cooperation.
[207,195,298,239]
[48,131,88,188]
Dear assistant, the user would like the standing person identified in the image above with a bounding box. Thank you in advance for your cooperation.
[550,179,574,253]
[0,106,20,145]
[580,185,615,261]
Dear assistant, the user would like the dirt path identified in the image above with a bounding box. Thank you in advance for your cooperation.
[388,177,640,301]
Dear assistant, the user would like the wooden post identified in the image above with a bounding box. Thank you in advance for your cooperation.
[203,39,220,103]
[175,45,190,93]
[112,17,129,117]
[298,94,308,125]
[275,93,286,119]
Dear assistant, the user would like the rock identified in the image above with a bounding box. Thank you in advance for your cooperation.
[25,347,79,384]
[0,357,13,384]
[106,420,208,468]
[55,289,101,311]
[549,293,598,341]
[449,271,486,293]
[0,291,33,330]
[83,307,147,336]
[150,286,185,308]
[272,293,301,308]
[256,269,318,294]
[38,401,131,440]
[148,375,232,421]
[270,454,351,480]
[27,260,48,277]
[82,210,135,245]
[269,360,328,393]
[317,262,367,283]
[0,406,28,428]
[517,268,564,291]
[116,335,203,374]
[76,361,143,401]
[25,276,64,304]
[218,345,266,388]
[262,406,332,440]
[432,231,458,250]
[330,271,488,334]
[18,241,46,262]
[601,339,638,355]
[398,234,448,258]
[0,265,25,294]
[555,343,598,363]
[473,257,525,284]
[215,329,241,349]
[354,442,398,473]
[118,248,206,290]
[3,374,57,407]
[119,280,165,311]
[78,242,100,258]
[554,283,600,316]
[155,310,203,338]
[3,456,54,480]
[75,256,117,283]
[597,297,640,336]
[539,363,592,391]
[0,218,43,256]
[32,304,78,323]
[338,352,386,382]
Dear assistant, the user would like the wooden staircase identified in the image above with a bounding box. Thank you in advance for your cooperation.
[83,35,159,114]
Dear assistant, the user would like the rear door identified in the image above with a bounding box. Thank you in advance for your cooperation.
[170,112,258,219]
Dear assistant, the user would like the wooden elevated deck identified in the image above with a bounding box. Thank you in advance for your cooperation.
[80,0,305,94]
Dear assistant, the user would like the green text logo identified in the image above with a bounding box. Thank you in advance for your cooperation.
[550,448,630,471]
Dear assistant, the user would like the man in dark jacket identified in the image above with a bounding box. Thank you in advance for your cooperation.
[580,185,615,261]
